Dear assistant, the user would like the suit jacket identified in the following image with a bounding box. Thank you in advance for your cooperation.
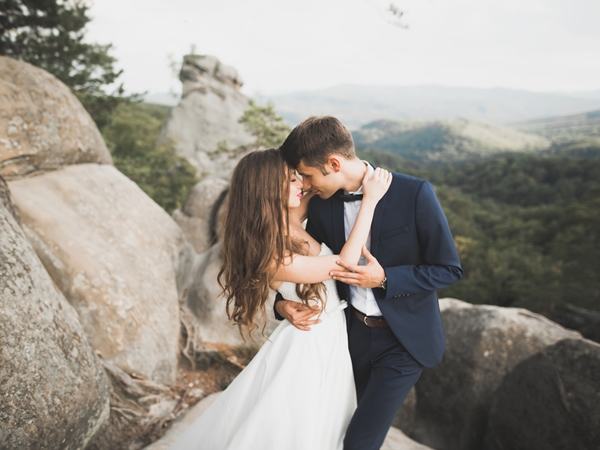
[276,171,462,368]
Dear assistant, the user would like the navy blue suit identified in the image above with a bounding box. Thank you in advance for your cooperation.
[276,171,462,449]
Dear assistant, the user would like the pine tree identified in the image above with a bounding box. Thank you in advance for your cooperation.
[0,0,122,93]
[238,100,291,149]
[0,0,132,128]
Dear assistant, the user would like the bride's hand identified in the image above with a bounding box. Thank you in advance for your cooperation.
[362,167,392,203]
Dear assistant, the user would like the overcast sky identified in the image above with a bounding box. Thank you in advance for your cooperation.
[85,0,600,97]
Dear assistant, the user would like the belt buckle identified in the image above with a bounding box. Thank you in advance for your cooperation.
[364,315,369,326]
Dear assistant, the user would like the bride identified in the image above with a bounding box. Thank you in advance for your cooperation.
[169,148,391,450]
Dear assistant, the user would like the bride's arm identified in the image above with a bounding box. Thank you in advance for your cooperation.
[273,168,392,284]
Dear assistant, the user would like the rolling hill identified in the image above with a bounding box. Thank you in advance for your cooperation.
[513,109,600,139]
[352,118,550,164]
[511,109,600,158]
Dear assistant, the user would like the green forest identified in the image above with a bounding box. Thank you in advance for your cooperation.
[359,149,600,317]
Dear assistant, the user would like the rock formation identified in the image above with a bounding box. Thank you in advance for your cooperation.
[484,338,600,450]
[162,55,274,345]
[8,164,190,384]
[158,54,255,179]
[0,56,224,449]
[0,56,112,179]
[183,243,279,347]
[410,298,581,450]
[171,177,229,253]
[0,174,20,222]
[0,189,110,449]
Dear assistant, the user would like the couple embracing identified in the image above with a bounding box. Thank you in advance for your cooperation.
[170,116,462,450]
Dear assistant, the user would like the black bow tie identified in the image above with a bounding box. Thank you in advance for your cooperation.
[336,192,363,202]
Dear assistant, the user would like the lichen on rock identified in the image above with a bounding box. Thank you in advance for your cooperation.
[0,200,110,450]
[0,56,112,180]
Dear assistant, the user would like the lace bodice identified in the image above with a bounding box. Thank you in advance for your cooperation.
[277,243,344,314]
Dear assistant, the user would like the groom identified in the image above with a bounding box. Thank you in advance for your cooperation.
[274,116,462,450]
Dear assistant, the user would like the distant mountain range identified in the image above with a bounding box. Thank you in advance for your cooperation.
[556,90,600,101]
[513,109,600,158]
[352,118,551,164]
[260,85,600,129]
[513,109,600,141]
[144,92,180,106]
[145,86,600,130]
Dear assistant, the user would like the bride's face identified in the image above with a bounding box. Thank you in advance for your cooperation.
[288,170,304,209]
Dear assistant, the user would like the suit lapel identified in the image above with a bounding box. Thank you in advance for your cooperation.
[331,195,350,302]
[370,193,387,257]
[331,194,346,254]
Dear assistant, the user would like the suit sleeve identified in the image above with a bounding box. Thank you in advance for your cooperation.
[273,291,286,321]
[378,181,462,301]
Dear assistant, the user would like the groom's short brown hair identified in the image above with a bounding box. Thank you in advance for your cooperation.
[279,116,356,174]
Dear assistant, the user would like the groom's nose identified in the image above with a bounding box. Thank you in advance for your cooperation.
[302,178,312,190]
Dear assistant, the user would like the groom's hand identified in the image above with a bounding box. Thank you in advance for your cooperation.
[275,300,322,331]
[330,246,386,289]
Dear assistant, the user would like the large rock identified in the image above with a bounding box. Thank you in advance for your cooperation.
[0,56,112,179]
[411,299,581,450]
[549,303,600,343]
[0,174,20,223]
[381,427,434,450]
[0,194,110,449]
[185,243,278,347]
[8,163,189,384]
[484,338,600,450]
[158,54,255,179]
[171,177,229,253]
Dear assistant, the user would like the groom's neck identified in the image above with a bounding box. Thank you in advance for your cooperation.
[344,159,369,192]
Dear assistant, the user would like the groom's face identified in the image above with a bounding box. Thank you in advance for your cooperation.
[297,159,343,199]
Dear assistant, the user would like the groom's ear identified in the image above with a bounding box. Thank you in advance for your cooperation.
[327,156,342,173]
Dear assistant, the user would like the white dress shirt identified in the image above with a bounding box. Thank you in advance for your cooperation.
[343,163,383,317]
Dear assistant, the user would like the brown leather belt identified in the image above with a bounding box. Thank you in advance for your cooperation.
[352,308,389,328]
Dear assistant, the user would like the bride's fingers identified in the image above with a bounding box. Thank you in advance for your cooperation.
[301,319,321,326]
[291,315,321,331]
[370,169,390,186]
[374,168,389,179]
[375,169,391,182]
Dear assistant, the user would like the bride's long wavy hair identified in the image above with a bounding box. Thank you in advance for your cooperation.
[218,148,325,339]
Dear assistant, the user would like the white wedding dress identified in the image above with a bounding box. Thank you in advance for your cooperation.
[169,244,357,450]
